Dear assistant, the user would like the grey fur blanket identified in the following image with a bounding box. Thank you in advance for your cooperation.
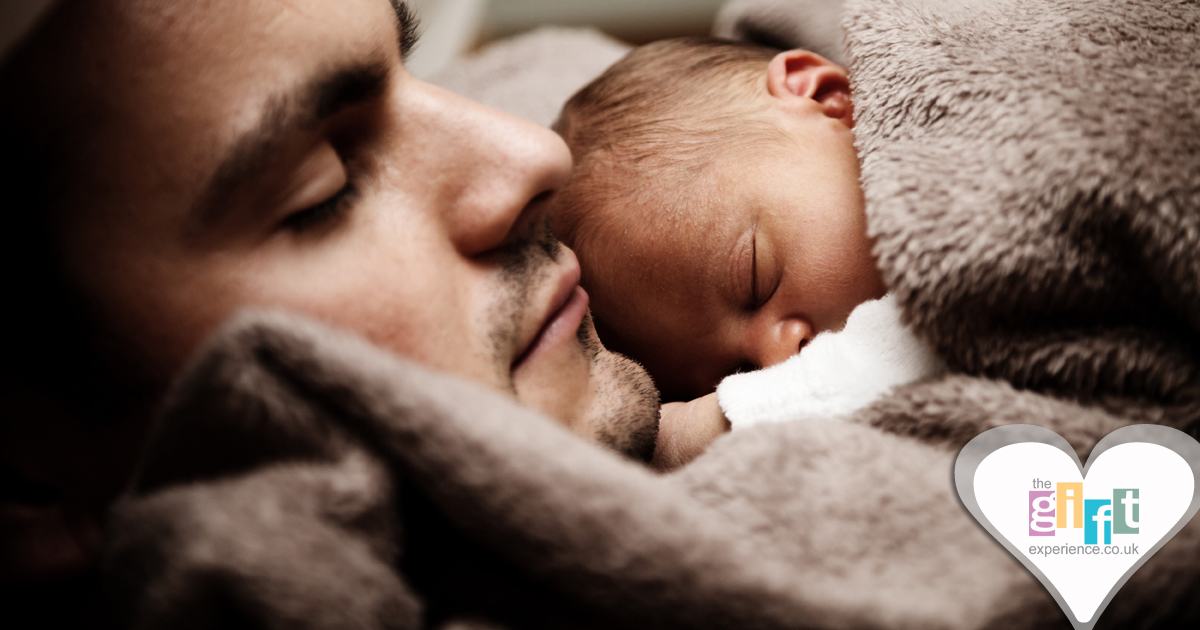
[103,1,1200,628]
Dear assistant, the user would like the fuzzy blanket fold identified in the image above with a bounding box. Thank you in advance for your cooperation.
[104,1,1200,628]
[107,313,1040,630]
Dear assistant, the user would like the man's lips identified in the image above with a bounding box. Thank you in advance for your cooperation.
[512,267,589,373]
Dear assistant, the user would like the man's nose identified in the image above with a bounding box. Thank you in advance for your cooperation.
[744,316,812,369]
[411,81,573,256]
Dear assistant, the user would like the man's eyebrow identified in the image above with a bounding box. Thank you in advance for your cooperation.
[191,60,389,231]
[390,1,421,59]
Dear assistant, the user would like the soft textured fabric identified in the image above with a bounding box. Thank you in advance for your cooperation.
[105,312,1044,630]
[718,294,945,429]
[101,1,1200,629]
[849,0,1200,417]
[713,0,847,65]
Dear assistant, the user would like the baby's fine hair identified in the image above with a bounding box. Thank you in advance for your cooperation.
[553,37,783,243]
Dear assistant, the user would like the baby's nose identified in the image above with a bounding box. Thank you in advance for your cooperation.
[746,317,812,369]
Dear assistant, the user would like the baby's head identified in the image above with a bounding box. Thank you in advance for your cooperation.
[552,38,885,401]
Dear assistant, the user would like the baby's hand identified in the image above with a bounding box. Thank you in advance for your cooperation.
[651,393,730,472]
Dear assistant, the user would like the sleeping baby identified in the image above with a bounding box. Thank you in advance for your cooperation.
[550,38,945,470]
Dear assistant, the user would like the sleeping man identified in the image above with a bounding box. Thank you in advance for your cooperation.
[0,0,663,617]
[6,0,1189,627]
[551,38,945,469]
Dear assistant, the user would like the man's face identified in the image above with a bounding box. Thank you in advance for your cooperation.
[7,0,658,503]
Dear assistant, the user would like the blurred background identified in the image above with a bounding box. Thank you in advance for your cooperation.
[406,0,726,79]
[483,0,725,43]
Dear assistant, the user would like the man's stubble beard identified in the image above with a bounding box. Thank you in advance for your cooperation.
[484,220,660,462]
[575,311,659,462]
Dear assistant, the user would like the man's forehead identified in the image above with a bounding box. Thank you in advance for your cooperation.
[29,0,411,83]
[16,0,410,204]
[116,0,404,63]
[9,0,406,105]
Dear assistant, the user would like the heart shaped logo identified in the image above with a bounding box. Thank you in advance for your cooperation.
[955,424,1200,629]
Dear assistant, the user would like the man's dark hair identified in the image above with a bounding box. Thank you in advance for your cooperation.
[0,24,130,425]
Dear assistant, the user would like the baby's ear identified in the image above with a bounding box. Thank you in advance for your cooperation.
[767,50,854,128]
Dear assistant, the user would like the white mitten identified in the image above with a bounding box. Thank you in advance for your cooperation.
[717,294,945,429]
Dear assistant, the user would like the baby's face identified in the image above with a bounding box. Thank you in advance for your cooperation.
[561,112,885,401]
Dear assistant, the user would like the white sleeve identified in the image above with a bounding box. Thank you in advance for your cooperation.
[716,294,946,430]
